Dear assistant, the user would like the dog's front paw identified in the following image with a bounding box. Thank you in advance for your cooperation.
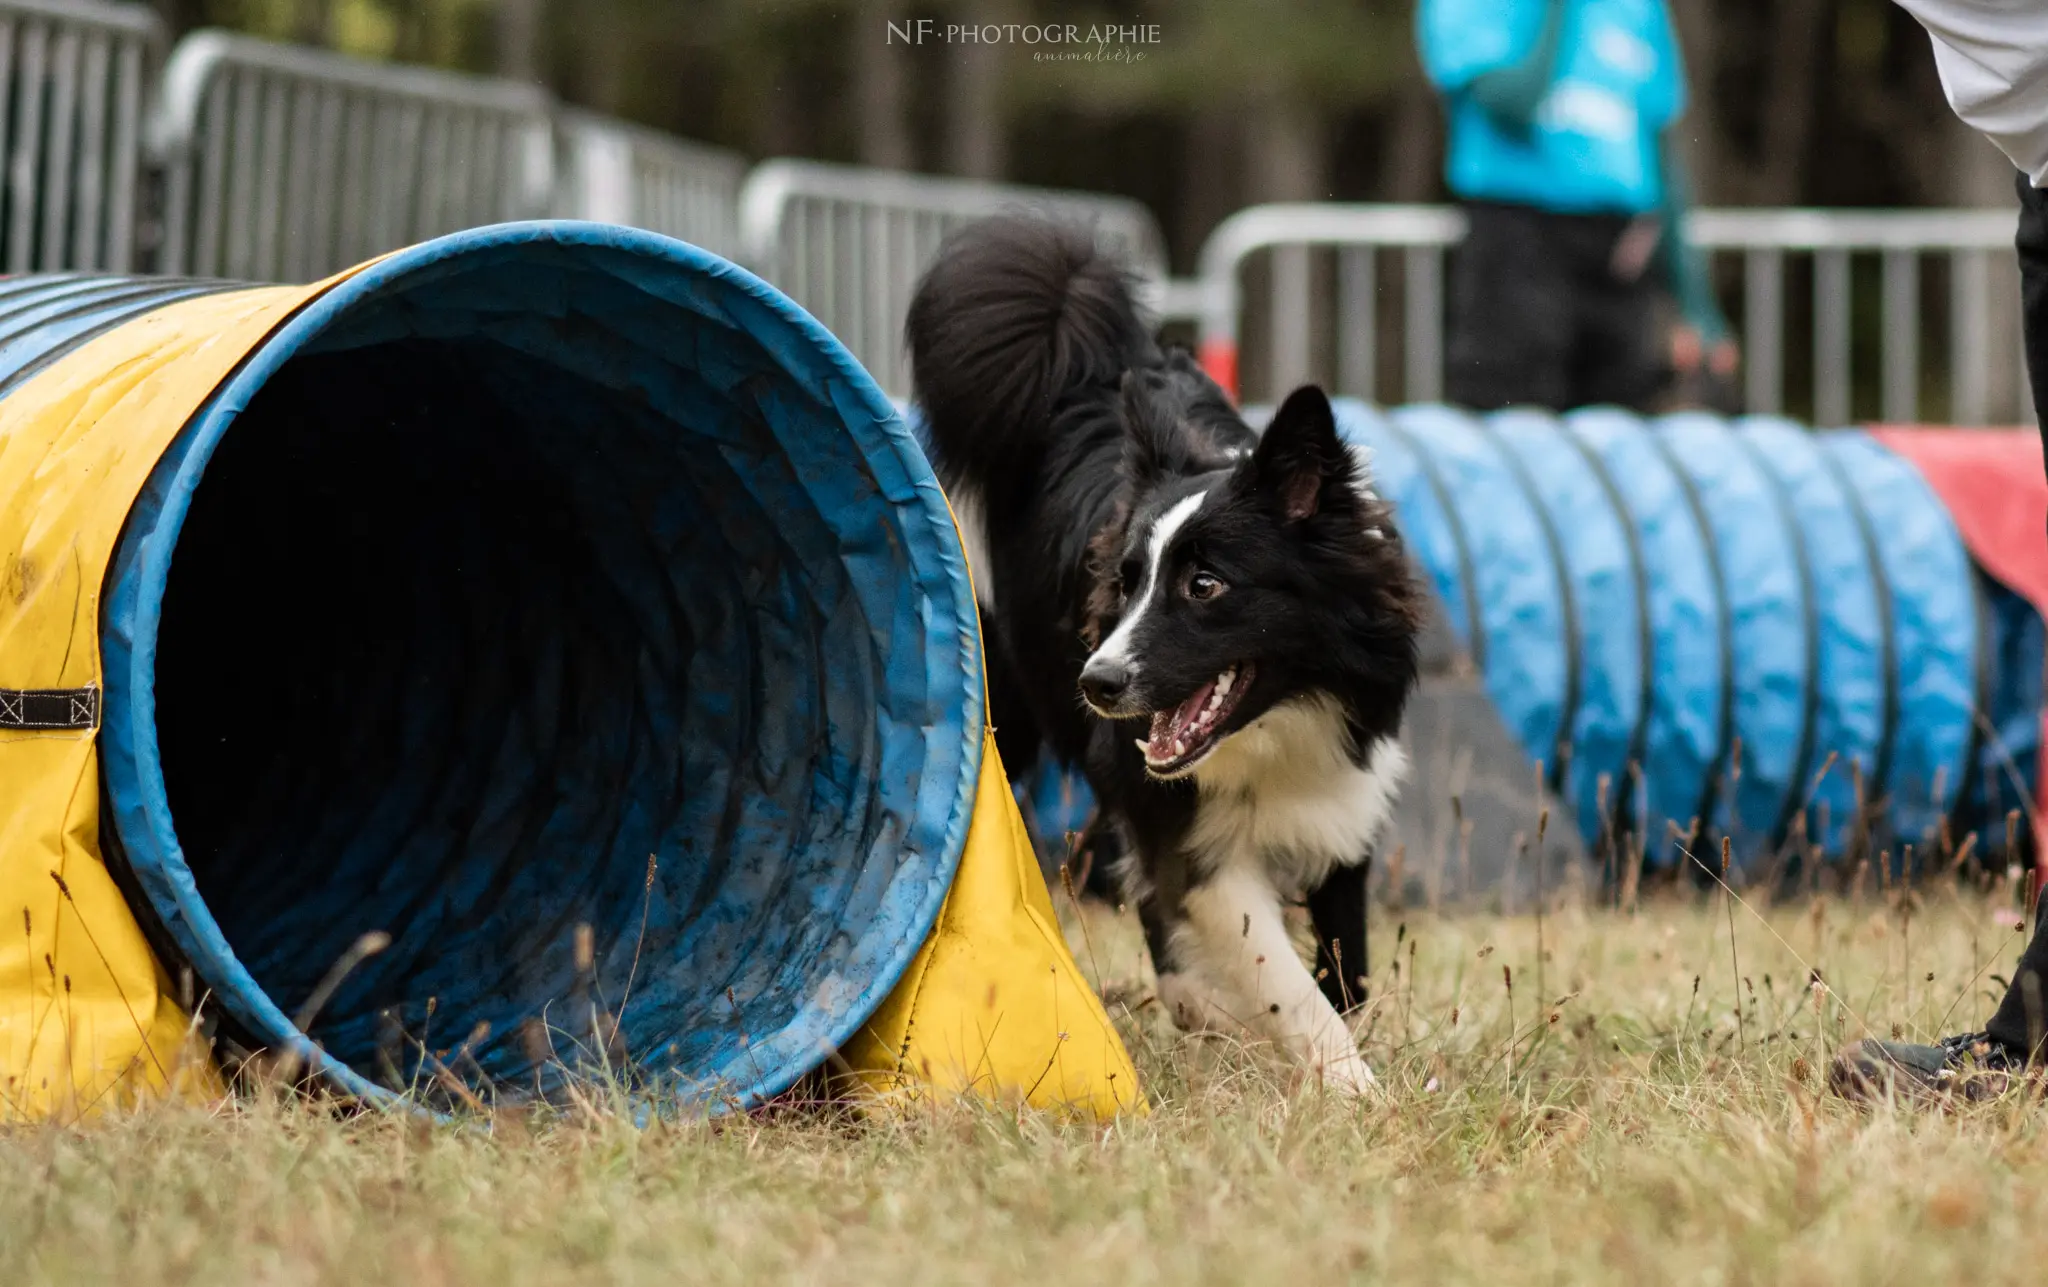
[1308,1048,1380,1098]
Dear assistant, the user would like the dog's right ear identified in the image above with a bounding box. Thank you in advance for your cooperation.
[1251,385,1350,523]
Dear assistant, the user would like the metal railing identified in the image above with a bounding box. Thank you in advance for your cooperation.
[0,0,156,273]
[738,158,1175,396]
[149,30,555,280]
[1692,208,2025,427]
[1196,203,2031,427]
[555,107,744,259]
[1193,204,1459,407]
[4,7,2027,433]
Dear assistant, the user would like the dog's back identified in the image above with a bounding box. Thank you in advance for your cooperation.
[907,218,1163,771]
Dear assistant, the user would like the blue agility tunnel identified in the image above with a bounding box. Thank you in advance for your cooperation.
[1333,401,2039,876]
[0,224,990,1109]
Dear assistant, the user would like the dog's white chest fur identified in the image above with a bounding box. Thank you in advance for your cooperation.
[1185,695,1405,892]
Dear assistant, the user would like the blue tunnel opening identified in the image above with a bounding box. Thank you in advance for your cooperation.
[92,224,983,1109]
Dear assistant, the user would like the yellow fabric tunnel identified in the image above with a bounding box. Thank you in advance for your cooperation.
[0,222,1139,1121]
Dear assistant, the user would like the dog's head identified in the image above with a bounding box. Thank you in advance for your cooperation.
[1078,381,1422,778]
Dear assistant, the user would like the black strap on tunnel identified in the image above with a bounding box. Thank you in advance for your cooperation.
[0,686,99,730]
[1472,419,1580,792]
[1815,438,1900,813]
[1378,416,1490,672]
[1731,431,1823,850]
[1641,430,1736,840]
[1555,425,1655,825]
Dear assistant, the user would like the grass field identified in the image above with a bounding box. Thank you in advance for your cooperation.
[5,879,2047,1286]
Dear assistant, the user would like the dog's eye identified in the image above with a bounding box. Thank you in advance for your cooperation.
[1184,570,1226,602]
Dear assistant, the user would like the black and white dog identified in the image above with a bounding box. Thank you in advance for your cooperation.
[907,217,1422,1093]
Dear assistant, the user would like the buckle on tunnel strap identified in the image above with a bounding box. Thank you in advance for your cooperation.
[0,686,99,731]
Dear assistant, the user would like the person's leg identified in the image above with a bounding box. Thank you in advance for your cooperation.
[1975,169,2048,1060]
[1830,171,2048,1107]
[1982,879,2048,1060]
[1445,202,1574,412]
[1831,881,2047,1103]
[2015,171,2048,452]
[1573,264,1669,412]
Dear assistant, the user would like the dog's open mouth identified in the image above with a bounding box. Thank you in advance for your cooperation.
[1139,662,1254,776]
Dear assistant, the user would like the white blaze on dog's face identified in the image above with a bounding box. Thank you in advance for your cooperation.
[1084,487,1206,689]
[1076,385,1414,779]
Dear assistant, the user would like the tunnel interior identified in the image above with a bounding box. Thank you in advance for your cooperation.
[99,233,979,1107]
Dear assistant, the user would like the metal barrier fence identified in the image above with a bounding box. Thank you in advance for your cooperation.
[555,108,744,259]
[4,3,2031,428]
[149,30,556,280]
[1195,203,2031,428]
[0,0,155,272]
[738,158,1176,396]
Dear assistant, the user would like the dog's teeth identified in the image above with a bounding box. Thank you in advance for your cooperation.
[1216,670,1234,696]
[1135,738,1151,754]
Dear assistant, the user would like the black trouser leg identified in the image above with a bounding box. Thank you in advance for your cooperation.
[2017,171,2048,448]
[1445,203,1574,412]
[1574,259,1670,414]
[1981,172,2048,1062]
[1984,882,2048,1059]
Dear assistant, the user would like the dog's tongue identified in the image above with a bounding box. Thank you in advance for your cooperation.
[1147,677,1218,761]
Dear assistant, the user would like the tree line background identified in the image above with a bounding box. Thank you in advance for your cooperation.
[148,0,2012,272]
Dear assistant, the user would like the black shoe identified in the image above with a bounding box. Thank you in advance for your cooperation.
[1829,1031,2021,1105]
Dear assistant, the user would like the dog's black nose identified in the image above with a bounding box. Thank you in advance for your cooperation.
[1079,657,1132,709]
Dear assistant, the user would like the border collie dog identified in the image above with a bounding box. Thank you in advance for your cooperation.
[907,217,1422,1093]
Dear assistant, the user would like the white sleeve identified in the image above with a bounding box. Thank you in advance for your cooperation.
[1894,0,2048,186]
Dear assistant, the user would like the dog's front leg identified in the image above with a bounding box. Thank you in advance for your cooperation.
[1180,867,1377,1094]
[1306,856,1370,1017]
[1140,884,1252,1034]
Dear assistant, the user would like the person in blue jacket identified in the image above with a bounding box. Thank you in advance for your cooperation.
[1417,0,1736,413]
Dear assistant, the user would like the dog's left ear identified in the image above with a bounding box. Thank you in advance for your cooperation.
[1251,385,1351,522]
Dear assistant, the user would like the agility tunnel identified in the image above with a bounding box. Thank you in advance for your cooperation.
[0,222,1137,1121]
[1335,401,2043,877]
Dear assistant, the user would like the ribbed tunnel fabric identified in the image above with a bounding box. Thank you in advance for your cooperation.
[70,225,983,1109]
[1327,401,2021,877]
[1486,408,1644,850]
[1556,408,1727,860]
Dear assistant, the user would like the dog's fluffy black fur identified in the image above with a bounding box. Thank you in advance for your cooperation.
[908,216,1422,1091]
